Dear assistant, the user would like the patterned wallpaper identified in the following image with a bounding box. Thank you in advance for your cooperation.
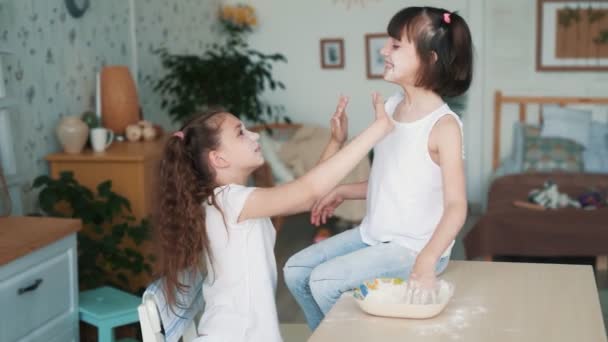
[135,0,219,129]
[0,0,218,213]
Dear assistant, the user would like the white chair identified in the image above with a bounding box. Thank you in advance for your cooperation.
[138,275,204,342]
[137,293,199,342]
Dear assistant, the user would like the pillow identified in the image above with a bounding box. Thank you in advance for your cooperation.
[258,131,295,184]
[590,122,608,151]
[522,135,584,172]
[540,105,592,148]
[510,122,541,170]
[584,122,608,173]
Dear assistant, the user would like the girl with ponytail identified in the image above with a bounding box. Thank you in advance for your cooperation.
[156,94,393,341]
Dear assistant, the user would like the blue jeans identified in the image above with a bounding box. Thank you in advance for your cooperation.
[283,227,450,330]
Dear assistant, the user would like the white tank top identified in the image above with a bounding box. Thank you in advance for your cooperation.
[359,92,464,257]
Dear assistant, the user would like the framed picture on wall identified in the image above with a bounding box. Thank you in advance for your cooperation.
[320,38,345,69]
[365,33,388,79]
[537,0,608,71]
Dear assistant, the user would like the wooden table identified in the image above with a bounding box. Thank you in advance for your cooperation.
[309,261,607,342]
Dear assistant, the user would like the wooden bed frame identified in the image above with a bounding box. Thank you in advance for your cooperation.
[492,91,608,271]
[492,90,608,171]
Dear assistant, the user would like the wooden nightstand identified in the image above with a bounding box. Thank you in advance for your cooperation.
[45,138,166,292]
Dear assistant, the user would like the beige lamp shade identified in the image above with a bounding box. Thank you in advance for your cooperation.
[100,65,140,135]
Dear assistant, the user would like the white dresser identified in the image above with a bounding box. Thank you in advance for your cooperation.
[0,217,81,342]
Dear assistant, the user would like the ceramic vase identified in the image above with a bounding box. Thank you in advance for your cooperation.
[100,65,140,135]
[56,116,89,154]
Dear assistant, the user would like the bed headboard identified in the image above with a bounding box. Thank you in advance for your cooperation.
[492,91,608,171]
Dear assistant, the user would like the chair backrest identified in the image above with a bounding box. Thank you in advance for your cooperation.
[138,295,199,342]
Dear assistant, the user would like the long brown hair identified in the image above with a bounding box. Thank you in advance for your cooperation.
[155,109,226,309]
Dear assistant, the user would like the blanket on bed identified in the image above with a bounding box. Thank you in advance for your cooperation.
[464,173,608,259]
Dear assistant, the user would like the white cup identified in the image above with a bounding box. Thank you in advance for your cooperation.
[90,127,114,152]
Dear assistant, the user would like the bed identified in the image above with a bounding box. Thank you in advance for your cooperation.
[464,91,608,272]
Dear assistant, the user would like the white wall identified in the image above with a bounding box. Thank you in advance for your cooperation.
[228,0,485,206]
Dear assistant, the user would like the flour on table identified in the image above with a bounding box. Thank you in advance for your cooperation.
[411,302,488,340]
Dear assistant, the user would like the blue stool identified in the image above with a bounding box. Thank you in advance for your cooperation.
[79,286,141,342]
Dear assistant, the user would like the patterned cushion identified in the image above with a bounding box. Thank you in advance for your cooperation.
[523,135,584,172]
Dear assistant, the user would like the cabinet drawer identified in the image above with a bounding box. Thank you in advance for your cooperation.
[0,251,72,341]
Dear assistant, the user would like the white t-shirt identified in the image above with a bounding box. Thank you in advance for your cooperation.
[197,184,282,342]
[359,92,463,257]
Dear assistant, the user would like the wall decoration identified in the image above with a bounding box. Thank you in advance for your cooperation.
[365,33,388,79]
[65,0,90,19]
[320,38,345,69]
[537,0,608,71]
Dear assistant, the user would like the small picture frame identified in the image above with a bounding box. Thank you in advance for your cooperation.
[365,33,389,79]
[320,38,345,69]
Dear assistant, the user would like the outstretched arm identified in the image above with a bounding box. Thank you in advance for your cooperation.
[310,181,368,226]
[239,93,392,222]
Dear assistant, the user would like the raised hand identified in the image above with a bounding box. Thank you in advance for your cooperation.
[330,95,349,145]
[371,92,394,133]
[310,187,345,226]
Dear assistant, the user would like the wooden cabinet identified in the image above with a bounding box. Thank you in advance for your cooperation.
[45,139,165,291]
[0,216,81,342]
[45,139,165,221]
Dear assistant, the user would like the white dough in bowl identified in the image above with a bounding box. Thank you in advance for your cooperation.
[353,278,454,319]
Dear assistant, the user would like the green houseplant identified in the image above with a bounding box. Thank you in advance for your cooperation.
[155,4,288,125]
[32,171,153,293]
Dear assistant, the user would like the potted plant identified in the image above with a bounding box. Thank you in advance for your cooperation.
[155,4,289,125]
[32,171,153,294]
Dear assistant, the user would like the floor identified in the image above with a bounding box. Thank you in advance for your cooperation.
[274,213,608,341]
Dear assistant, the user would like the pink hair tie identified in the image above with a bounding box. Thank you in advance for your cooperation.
[173,131,184,140]
[443,12,451,24]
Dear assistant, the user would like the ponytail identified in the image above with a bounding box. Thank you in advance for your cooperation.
[446,12,473,96]
[155,110,225,309]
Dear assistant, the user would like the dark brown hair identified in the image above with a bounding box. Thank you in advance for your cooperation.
[387,7,473,97]
[155,109,226,309]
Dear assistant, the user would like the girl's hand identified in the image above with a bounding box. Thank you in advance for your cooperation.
[371,92,394,133]
[310,187,345,226]
[409,252,437,290]
[407,252,439,304]
[330,96,349,145]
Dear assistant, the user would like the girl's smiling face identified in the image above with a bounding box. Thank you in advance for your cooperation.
[380,33,421,86]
